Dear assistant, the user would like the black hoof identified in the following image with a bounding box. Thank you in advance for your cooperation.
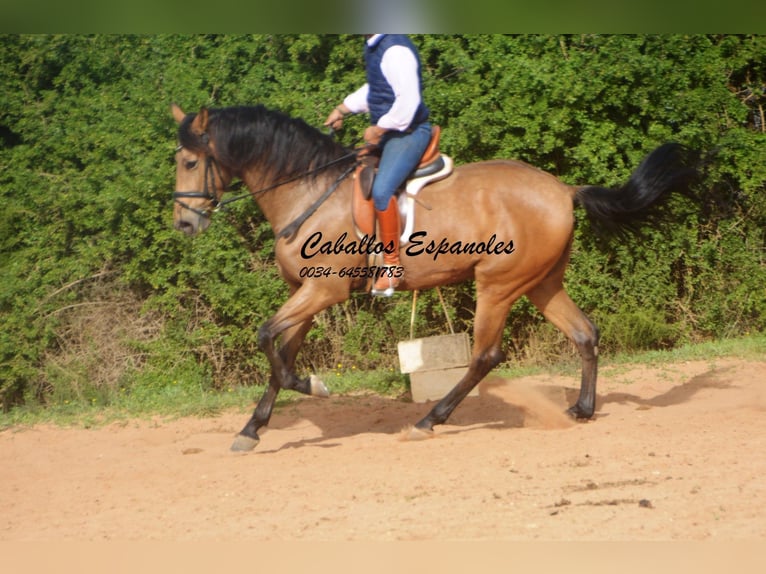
[414,419,435,433]
[567,404,594,420]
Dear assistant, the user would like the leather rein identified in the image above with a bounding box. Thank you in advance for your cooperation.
[173,143,359,239]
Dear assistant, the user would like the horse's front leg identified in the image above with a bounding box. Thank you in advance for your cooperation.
[231,281,349,452]
[230,319,313,452]
[232,371,280,452]
[276,318,330,398]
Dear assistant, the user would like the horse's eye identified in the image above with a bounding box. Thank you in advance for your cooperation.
[184,159,199,170]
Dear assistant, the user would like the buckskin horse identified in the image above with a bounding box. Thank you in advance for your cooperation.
[171,104,698,452]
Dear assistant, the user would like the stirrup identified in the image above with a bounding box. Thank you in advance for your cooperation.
[371,265,401,297]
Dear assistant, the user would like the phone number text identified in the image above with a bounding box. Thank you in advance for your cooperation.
[299,266,404,279]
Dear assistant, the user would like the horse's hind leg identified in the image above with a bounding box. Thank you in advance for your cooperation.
[413,285,517,434]
[526,279,599,419]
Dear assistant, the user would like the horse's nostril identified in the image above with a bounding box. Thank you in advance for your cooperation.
[174,220,196,235]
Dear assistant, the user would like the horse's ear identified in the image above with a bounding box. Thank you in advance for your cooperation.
[171,103,186,125]
[191,107,209,136]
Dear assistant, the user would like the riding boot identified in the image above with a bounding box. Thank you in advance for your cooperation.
[371,198,402,297]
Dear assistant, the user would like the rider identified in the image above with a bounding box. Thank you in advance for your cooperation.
[324,34,432,296]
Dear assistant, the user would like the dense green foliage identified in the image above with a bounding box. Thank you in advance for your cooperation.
[1,34,764,411]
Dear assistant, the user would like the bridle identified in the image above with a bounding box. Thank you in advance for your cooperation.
[172,148,231,218]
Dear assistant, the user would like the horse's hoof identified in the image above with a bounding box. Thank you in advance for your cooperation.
[310,374,330,398]
[400,425,435,441]
[566,404,594,420]
[230,434,260,452]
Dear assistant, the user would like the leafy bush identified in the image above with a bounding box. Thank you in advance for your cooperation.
[1,34,764,411]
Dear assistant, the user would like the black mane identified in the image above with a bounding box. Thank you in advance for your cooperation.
[177,105,354,181]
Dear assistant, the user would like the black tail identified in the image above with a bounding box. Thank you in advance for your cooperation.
[575,143,701,238]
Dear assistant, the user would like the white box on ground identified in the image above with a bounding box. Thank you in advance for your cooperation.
[397,333,476,403]
[409,366,477,402]
[397,333,471,374]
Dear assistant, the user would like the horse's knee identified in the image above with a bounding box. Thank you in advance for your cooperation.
[572,321,599,359]
[257,323,274,352]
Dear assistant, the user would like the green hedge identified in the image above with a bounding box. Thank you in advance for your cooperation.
[1,34,764,410]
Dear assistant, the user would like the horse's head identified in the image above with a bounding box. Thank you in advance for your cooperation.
[171,104,232,235]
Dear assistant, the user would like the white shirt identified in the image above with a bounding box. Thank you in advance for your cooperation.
[343,35,424,132]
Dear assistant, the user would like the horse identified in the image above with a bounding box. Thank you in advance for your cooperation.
[170,103,699,452]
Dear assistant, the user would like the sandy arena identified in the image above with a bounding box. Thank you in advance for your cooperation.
[2,358,765,541]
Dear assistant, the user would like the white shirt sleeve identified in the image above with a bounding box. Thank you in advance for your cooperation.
[377,45,422,131]
[343,84,369,114]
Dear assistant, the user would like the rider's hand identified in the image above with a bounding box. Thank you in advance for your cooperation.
[324,105,349,130]
[364,124,388,146]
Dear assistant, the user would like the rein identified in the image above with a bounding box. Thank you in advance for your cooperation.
[276,162,356,241]
[173,146,360,222]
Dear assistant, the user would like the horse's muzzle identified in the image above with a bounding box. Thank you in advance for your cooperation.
[174,219,197,236]
[173,207,211,236]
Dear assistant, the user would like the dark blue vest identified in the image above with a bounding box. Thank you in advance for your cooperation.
[365,35,430,128]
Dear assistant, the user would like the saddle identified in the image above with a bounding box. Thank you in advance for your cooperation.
[352,125,453,241]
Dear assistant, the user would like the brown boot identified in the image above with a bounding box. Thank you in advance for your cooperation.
[371,198,403,297]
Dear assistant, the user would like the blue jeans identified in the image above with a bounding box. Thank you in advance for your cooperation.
[372,122,432,211]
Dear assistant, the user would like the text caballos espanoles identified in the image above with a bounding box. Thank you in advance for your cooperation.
[300,231,515,262]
